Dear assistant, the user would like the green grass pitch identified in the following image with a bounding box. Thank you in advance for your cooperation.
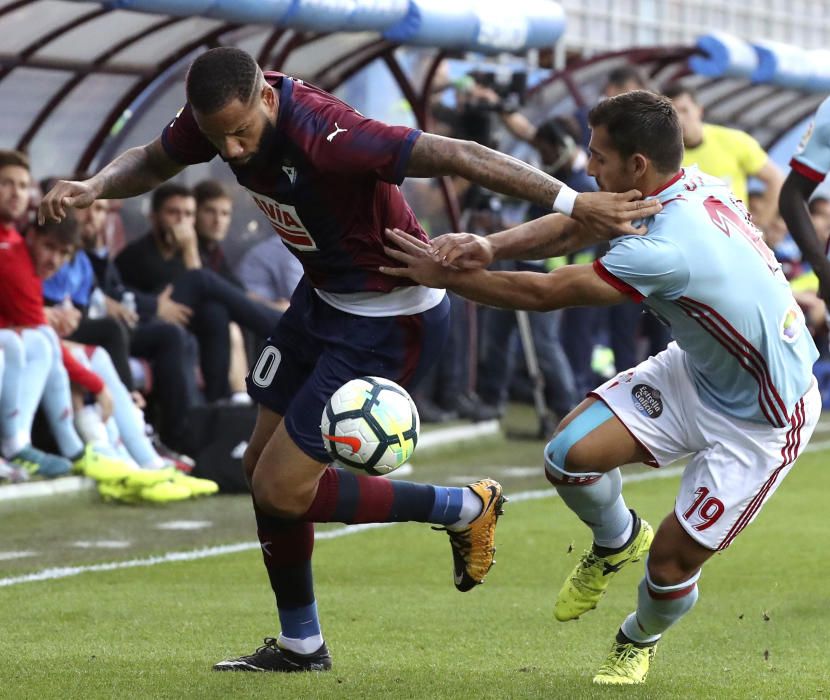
[1,421,829,699]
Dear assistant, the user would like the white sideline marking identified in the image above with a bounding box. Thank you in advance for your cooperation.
[71,540,131,549]
[1,438,828,589]
[156,520,213,531]
[0,551,37,561]
[0,467,681,589]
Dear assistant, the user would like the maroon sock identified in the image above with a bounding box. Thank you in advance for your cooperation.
[302,467,438,524]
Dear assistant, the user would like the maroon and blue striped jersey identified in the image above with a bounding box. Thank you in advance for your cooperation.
[161,72,426,295]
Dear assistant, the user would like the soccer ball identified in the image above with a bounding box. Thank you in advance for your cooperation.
[320,376,420,476]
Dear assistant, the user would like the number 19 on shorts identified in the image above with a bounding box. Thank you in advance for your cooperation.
[682,487,725,531]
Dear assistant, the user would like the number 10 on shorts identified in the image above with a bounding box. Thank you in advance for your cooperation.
[682,487,725,531]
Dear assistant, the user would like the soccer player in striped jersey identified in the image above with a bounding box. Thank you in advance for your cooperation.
[382,90,820,685]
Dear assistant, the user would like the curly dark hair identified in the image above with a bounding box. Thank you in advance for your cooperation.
[185,47,260,115]
[588,90,683,173]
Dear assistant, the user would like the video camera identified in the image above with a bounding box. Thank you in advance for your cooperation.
[467,68,528,112]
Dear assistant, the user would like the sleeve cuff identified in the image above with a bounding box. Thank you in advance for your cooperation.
[393,129,422,185]
[592,259,645,302]
[789,158,827,184]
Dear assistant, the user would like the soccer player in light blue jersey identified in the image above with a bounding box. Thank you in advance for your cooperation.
[780,96,830,313]
[382,90,821,686]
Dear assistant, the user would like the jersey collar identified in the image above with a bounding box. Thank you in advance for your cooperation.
[647,169,684,197]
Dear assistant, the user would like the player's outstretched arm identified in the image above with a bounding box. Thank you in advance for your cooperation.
[430,212,632,270]
[779,170,830,304]
[405,133,661,235]
[380,228,627,312]
[39,138,185,224]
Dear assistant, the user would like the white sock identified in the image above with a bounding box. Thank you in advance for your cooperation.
[277,633,324,655]
[449,487,484,530]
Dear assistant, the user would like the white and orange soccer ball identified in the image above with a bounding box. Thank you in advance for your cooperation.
[320,376,419,476]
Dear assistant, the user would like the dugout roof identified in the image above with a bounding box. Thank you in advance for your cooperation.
[1,0,823,198]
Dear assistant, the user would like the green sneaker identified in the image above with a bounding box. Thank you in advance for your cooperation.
[10,445,71,478]
[73,445,136,482]
[593,635,657,685]
[554,514,653,621]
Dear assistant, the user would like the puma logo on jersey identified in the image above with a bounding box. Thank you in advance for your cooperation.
[282,164,297,185]
[326,122,348,142]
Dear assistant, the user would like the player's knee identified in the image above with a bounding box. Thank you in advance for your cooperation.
[646,546,700,586]
[250,471,309,519]
[547,401,614,474]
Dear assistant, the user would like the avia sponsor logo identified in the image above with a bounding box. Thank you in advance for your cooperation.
[631,383,663,419]
[246,189,318,251]
[781,305,804,343]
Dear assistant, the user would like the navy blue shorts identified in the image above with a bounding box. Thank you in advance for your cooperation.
[246,278,450,462]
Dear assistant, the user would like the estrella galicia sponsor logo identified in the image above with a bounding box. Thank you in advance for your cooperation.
[631,384,663,418]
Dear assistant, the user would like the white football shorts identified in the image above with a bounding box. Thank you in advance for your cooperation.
[591,342,821,550]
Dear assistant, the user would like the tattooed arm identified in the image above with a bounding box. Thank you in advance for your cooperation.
[406,132,561,209]
[406,132,661,235]
[39,139,184,223]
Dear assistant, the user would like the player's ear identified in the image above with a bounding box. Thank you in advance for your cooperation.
[261,83,276,116]
[631,153,649,179]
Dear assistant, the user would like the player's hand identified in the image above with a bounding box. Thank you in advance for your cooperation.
[380,228,451,288]
[428,233,493,270]
[572,190,662,237]
[156,285,192,326]
[38,179,101,224]
[96,386,114,423]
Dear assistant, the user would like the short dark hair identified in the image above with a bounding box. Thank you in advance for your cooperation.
[809,196,830,215]
[662,82,698,104]
[605,65,648,91]
[186,47,260,115]
[194,179,230,207]
[151,183,193,213]
[32,211,80,248]
[0,149,30,172]
[588,90,683,173]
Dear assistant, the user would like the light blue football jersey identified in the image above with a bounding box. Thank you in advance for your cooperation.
[791,96,830,185]
[597,167,818,427]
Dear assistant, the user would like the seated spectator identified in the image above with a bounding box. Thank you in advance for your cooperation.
[75,194,200,452]
[0,157,137,482]
[116,184,280,403]
[40,182,134,390]
[194,179,240,285]
[234,234,303,312]
[194,179,248,402]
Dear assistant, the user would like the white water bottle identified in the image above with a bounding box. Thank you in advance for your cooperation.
[121,291,137,315]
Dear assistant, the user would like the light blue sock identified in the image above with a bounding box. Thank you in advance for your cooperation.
[621,563,700,644]
[87,347,160,468]
[37,327,84,459]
